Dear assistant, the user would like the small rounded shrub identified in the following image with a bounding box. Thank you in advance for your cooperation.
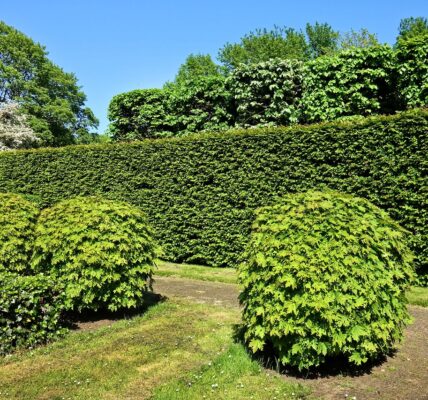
[31,197,158,312]
[0,192,39,273]
[239,190,415,371]
[0,272,67,355]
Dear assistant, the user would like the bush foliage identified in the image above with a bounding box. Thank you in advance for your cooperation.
[31,197,158,312]
[229,59,304,127]
[108,36,428,136]
[238,191,415,370]
[0,272,67,355]
[0,192,39,273]
[0,110,427,282]
[396,33,428,108]
[301,45,397,122]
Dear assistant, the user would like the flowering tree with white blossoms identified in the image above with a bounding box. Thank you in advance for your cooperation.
[0,103,39,150]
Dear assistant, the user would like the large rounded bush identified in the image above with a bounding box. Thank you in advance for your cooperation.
[31,197,158,311]
[0,192,39,273]
[239,191,415,371]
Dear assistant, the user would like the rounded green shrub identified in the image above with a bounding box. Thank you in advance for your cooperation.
[31,197,158,312]
[0,192,39,273]
[239,190,415,371]
[0,272,67,355]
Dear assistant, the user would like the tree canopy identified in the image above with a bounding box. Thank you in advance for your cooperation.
[397,17,428,42]
[0,21,98,146]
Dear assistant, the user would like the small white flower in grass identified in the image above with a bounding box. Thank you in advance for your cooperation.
[211,383,218,389]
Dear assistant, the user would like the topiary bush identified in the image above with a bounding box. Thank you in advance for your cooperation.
[0,192,39,273]
[238,190,415,371]
[31,197,158,312]
[0,272,67,355]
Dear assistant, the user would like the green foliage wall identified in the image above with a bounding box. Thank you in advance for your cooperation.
[0,110,427,281]
[396,33,428,108]
[109,76,233,141]
[229,59,304,127]
[108,89,174,140]
[301,45,397,123]
[109,36,428,138]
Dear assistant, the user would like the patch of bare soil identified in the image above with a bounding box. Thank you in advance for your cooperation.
[153,275,240,307]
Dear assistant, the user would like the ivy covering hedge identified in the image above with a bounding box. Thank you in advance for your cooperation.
[0,273,67,355]
[238,191,414,370]
[0,109,427,281]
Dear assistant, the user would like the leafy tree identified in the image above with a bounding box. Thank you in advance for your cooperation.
[218,26,309,70]
[340,28,380,50]
[397,17,428,41]
[168,54,222,87]
[0,103,39,150]
[0,21,98,146]
[305,22,339,58]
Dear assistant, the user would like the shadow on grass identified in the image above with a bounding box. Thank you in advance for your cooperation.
[232,323,395,379]
[64,291,166,331]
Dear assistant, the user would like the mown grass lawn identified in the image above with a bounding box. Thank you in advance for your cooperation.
[0,299,308,400]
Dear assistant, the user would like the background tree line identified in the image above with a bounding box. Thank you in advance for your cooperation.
[108,17,428,141]
[1,17,427,148]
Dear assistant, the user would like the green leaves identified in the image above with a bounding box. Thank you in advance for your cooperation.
[0,272,67,355]
[238,190,415,370]
[0,193,39,273]
[31,197,159,312]
[108,37,427,139]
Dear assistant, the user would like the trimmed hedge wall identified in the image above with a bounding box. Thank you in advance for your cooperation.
[0,109,427,280]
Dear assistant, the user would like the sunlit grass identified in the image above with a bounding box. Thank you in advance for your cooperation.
[406,286,428,307]
[156,261,237,284]
[153,343,309,400]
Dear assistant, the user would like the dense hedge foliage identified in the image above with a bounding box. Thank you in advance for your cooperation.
[0,193,39,273]
[0,110,427,282]
[396,33,428,108]
[229,59,304,127]
[108,76,233,141]
[301,45,397,122]
[0,272,67,355]
[31,197,158,312]
[238,191,414,370]
[109,37,428,136]
[108,89,174,140]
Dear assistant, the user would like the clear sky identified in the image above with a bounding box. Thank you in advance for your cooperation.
[1,0,427,133]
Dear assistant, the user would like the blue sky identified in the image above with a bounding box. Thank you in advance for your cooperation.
[2,0,427,133]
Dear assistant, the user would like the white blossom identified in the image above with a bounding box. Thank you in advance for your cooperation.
[0,102,39,150]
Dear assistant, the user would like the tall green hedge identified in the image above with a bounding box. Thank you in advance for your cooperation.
[108,36,428,138]
[0,109,427,281]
